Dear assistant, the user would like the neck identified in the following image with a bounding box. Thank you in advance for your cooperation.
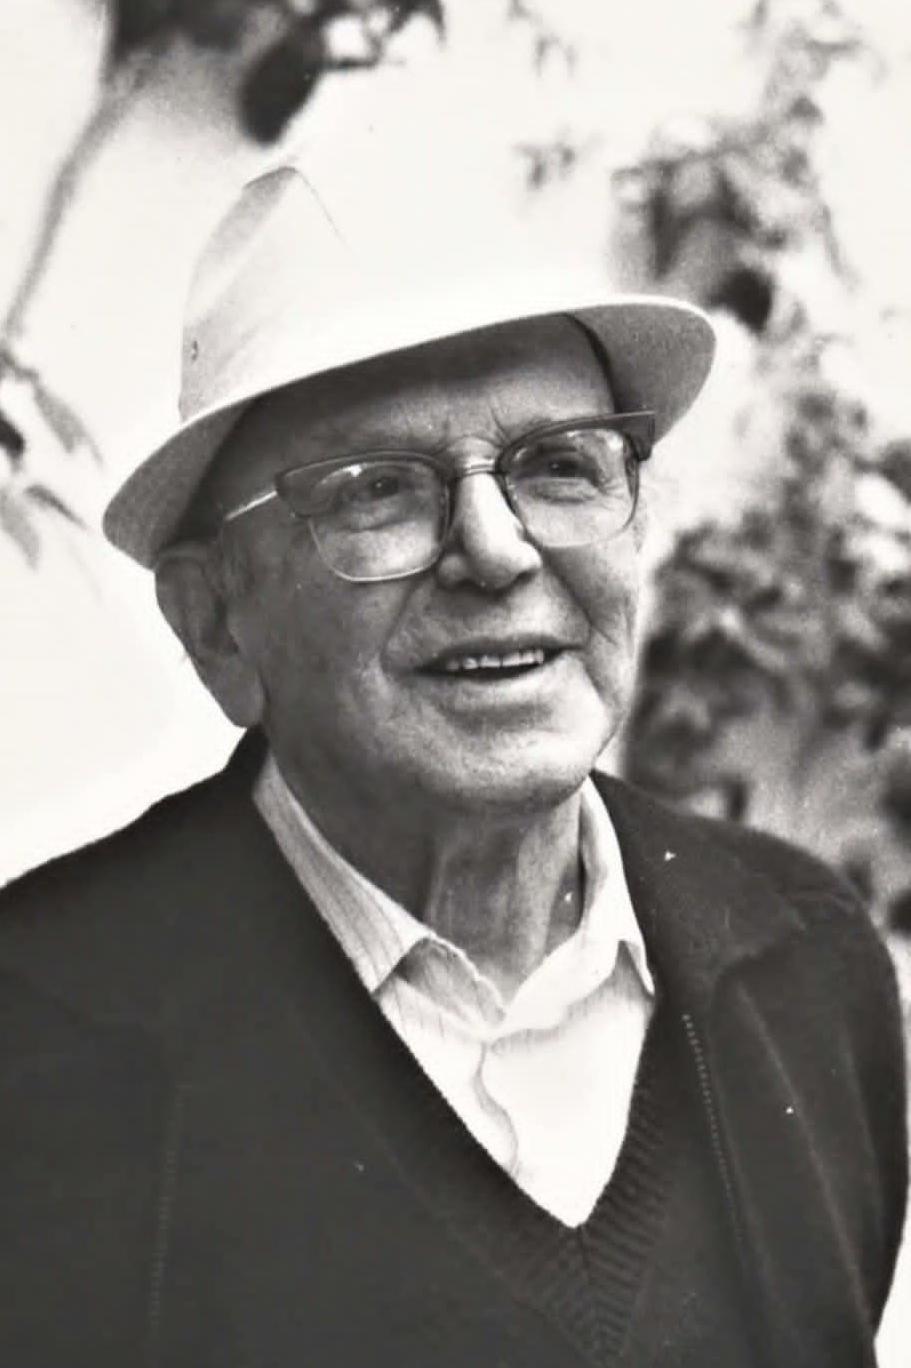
[277,756,586,1001]
[418,797,584,998]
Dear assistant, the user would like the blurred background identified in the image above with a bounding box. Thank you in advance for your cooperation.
[1,0,909,1354]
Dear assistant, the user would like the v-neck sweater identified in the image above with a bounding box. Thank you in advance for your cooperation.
[369,999,751,1367]
[233,852,749,1367]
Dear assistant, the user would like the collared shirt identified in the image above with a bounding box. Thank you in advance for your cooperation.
[255,756,654,1227]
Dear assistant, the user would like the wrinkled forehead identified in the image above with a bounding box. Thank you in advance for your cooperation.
[192,314,615,522]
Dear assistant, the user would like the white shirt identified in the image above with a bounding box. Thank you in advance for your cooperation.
[255,757,654,1227]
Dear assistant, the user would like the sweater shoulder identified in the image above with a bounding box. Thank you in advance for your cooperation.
[596,773,870,936]
[1,769,212,914]
[0,763,246,1025]
[683,807,857,907]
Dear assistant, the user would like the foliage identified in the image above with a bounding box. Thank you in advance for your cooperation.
[610,0,870,328]
[0,346,99,563]
[112,1,445,143]
[627,366,911,786]
[607,0,911,921]
[505,0,576,78]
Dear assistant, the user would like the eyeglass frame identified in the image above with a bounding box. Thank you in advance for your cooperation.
[217,410,656,583]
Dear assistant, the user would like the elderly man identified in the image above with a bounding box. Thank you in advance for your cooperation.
[0,168,905,1367]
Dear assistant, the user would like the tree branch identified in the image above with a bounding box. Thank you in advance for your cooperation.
[0,37,164,356]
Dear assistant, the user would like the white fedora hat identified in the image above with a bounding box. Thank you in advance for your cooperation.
[104,165,716,568]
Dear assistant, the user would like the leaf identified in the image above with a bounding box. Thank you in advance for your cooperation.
[24,483,86,528]
[174,0,251,50]
[31,381,101,461]
[831,600,887,659]
[0,490,40,566]
[879,440,911,502]
[240,29,326,143]
[387,0,445,38]
[787,93,823,126]
[705,264,774,334]
[0,407,25,466]
[111,0,175,60]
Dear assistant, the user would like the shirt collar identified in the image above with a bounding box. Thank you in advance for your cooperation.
[578,775,655,995]
[254,752,423,993]
[254,753,654,1001]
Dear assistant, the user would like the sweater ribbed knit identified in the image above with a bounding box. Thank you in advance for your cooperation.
[290,897,751,1368]
[359,997,751,1366]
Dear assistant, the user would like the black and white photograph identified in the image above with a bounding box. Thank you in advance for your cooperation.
[1,1,909,1363]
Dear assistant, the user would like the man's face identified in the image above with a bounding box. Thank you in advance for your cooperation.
[196,317,641,817]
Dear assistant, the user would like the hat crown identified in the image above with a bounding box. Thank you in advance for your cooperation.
[181,168,354,419]
[103,164,716,567]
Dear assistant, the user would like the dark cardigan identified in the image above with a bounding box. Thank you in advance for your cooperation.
[0,732,905,1367]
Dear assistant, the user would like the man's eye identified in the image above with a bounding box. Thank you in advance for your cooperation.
[332,466,422,514]
[516,443,601,488]
[312,462,437,529]
[344,472,406,505]
[536,451,593,478]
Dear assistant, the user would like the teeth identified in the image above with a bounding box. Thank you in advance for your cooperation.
[502,649,545,668]
[441,647,548,674]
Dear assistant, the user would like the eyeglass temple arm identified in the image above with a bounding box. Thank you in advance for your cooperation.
[222,489,279,524]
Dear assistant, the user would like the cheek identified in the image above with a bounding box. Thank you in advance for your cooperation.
[557,541,641,649]
[243,561,409,710]
[560,552,641,723]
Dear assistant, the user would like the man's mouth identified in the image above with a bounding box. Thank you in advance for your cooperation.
[422,645,561,679]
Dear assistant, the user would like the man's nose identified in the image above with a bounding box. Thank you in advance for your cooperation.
[434,470,543,591]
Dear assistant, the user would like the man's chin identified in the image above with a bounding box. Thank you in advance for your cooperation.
[411,740,600,817]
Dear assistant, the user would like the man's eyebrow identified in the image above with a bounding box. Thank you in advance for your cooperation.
[286,405,588,458]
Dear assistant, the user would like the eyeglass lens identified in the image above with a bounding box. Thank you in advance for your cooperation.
[279,425,638,582]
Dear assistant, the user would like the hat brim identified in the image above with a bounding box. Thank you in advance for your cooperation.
[104,296,714,568]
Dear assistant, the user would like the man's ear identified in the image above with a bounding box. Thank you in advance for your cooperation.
[154,543,266,728]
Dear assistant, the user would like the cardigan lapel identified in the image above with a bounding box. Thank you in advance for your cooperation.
[592,771,806,1013]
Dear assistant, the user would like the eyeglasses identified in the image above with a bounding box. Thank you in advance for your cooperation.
[220,411,655,583]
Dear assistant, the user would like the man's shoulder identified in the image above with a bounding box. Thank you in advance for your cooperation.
[597,773,904,1114]
[594,771,873,940]
[3,766,216,911]
[596,770,858,895]
[0,737,267,1024]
